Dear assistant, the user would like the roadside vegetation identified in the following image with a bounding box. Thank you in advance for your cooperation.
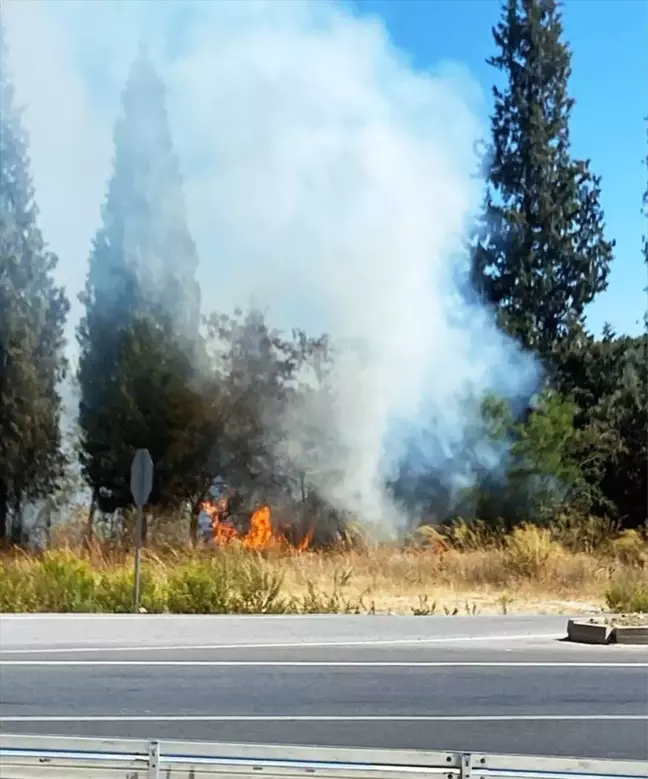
[2,521,646,615]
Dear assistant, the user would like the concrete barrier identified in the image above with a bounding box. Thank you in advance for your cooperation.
[567,618,648,645]
[614,625,648,645]
[567,619,613,644]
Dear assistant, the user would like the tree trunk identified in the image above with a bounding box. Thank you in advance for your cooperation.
[9,499,22,546]
[189,511,199,547]
[84,492,97,552]
[190,490,209,547]
[0,479,7,544]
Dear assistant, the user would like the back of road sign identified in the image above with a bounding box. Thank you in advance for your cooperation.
[130,448,153,507]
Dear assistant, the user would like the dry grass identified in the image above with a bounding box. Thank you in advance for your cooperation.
[2,522,646,615]
[273,543,613,616]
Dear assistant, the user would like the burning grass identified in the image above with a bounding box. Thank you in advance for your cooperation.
[1,522,646,615]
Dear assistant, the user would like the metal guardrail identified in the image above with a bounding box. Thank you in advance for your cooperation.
[0,734,646,778]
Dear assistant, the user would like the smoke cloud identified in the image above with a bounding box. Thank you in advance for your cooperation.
[2,0,539,535]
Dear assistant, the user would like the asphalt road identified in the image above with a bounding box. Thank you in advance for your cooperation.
[1,615,647,761]
[0,613,574,652]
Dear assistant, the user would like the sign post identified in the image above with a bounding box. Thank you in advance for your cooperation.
[130,448,154,613]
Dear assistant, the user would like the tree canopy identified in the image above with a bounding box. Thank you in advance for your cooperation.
[76,49,211,520]
[0,20,70,542]
[471,0,615,365]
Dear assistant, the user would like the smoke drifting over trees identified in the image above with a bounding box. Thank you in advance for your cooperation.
[77,47,209,518]
[0,0,645,546]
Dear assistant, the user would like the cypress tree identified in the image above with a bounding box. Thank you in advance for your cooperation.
[0,19,70,541]
[80,48,200,341]
[471,0,615,363]
[77,49,210,517]
[642,117,648,334]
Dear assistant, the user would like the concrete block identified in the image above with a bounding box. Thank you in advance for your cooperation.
[566,619,613,644]
[613,625,648,645]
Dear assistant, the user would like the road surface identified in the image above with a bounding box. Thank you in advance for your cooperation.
[1,615,646,761]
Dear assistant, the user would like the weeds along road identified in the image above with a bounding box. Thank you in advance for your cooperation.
[0,615,647,761]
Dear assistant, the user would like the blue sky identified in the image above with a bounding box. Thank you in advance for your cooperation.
[352,0,648,338]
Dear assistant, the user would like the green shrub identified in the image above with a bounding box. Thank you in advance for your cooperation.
[165,558,232,613]
[0,559,35,611]
[30,550,99,612]
[605,572,648,613]
[164,554,289,614]
[96,566,167,613]
[228,558,290,614]
[0,549,294,615]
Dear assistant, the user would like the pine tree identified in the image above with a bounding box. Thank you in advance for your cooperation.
[0,19,70,542]
[471,0,615,363]
[77,49,212,518]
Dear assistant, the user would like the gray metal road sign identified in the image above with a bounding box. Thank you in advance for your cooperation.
[130,448,153,508]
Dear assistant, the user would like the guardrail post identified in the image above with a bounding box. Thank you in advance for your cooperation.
[460,752,472,779]
[148,740,160,779]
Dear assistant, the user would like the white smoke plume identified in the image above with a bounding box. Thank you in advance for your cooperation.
[2,0,540,536]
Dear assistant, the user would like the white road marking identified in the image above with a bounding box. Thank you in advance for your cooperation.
[1,715,646,722]
[0,633,563,654]
[1,660,645,668]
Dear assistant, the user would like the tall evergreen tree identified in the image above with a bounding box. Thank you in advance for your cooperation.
[0,19,70,541]
[471,0,614,363]
[80,48,200,341]
[642,116,648,334]
[77,49,212,518]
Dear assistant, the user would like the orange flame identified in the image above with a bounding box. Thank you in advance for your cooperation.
[296,527,315,552]
[201,497,311,553]
[243,505,276,550]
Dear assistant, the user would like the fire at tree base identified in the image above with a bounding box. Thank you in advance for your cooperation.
[199,487,314,552]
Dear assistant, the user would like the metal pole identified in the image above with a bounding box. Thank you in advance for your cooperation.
[148,740,160,778]
[133,505,143,612]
